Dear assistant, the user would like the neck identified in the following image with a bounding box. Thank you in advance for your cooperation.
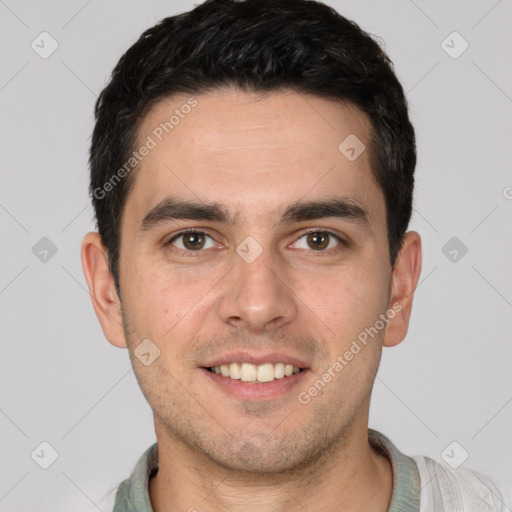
[149,422,392,512]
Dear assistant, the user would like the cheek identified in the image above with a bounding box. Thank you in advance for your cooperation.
[322,269,388,392]
[309,264,387,337]
[128,262,216,345]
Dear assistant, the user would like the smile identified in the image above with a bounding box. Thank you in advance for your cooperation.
[207,362,303,382]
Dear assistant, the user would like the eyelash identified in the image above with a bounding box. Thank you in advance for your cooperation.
[165,228,347,257]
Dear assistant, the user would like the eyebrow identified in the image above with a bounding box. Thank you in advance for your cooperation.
[139,196,369,231]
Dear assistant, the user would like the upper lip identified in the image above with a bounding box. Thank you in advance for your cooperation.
[201,350,310,369]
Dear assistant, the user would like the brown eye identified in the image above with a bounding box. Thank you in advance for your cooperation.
[182,232,206,250]
[291,231,345,252]
[167,230,216,252]
[306,232,329,250]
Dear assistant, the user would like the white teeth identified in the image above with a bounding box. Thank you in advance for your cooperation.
[274,363,285,379]
[240,363,257,382]
[229,362,241,379]
[210,362,303,382]
[257,363,274,383]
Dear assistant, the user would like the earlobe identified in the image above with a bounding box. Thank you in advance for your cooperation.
[383,231,422,348]
[80,232,128,348]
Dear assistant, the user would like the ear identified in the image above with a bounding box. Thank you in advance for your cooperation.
[383,231,422,348]
[81,232,127,348]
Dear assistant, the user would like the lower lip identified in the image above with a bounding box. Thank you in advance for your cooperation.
[200,368,308,401]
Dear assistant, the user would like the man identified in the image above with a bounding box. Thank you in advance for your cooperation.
[81,0,509,510]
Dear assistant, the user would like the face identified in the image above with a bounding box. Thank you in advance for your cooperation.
[109,88,399,473]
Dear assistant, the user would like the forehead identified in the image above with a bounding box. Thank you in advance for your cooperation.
[126,87,384,229]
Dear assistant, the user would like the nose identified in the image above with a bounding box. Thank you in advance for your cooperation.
[217,244,298,333]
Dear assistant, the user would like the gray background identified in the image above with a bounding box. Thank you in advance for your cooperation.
[1,0,511,510]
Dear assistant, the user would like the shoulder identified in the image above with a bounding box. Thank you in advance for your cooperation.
[412,455,511,512]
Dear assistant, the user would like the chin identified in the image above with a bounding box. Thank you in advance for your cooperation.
[199,430,333,476]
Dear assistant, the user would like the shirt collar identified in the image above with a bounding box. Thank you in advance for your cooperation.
[369,429,421,512]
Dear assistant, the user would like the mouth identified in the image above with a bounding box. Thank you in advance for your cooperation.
[200,351,310,400]
[204,362,305,383]
[200,352,310,401]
